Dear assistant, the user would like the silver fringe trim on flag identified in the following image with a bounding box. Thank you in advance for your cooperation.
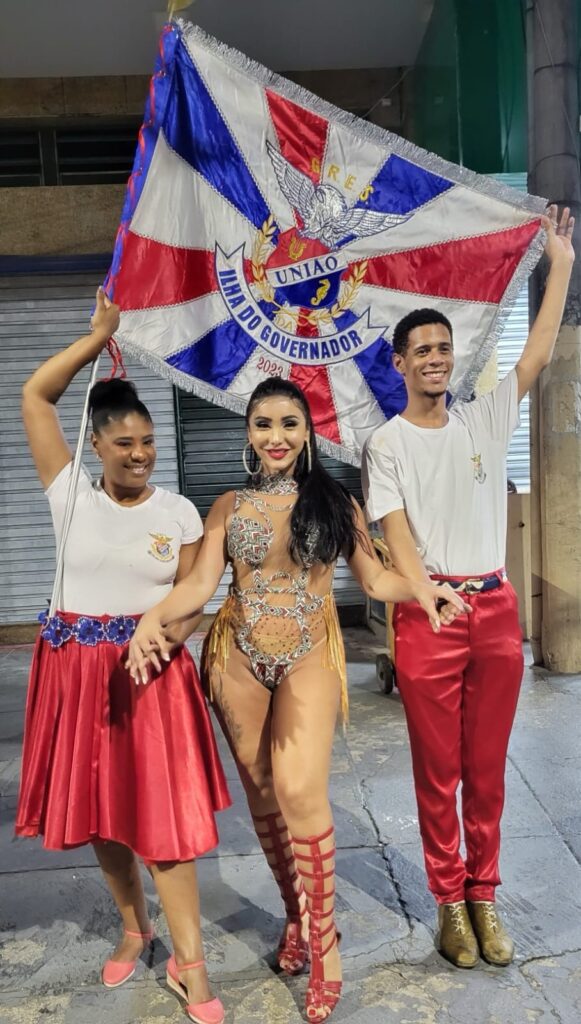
[116,339,363,466]
[178,19,547,216]
[451,228,546,403]
[179,20,549,403]
[114,18,549,464]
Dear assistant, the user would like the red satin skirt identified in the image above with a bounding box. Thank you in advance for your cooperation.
[15,614,231,861]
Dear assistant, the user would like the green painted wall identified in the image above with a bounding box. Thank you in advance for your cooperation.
[406,0,527,173]
[404,0,460,165]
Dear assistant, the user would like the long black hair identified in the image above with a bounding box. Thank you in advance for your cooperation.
[245,377,362,566]
[88,378,153,433]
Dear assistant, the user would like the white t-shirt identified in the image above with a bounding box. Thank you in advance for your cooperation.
[362,370,520,576]
[46,464,203,615]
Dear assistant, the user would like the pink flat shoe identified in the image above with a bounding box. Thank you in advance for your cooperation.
[166,954,225,1024]
[101,925,154,988]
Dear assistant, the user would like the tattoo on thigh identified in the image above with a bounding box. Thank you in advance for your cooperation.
[213,674,243,749]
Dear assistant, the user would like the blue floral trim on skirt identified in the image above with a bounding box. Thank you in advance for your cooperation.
[38,611,137,649]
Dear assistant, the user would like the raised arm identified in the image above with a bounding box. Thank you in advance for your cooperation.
[515,205,575,401]
[347,500,469,630]
[127,492,233,682]
[22,288,120,488]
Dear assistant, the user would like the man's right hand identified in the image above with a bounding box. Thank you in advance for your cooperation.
[437,599,468,626]
[542,204,575,269]
[411,581,471,633]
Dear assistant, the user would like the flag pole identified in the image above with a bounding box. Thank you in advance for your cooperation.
[48,358,101,617]
[167,0,194,19]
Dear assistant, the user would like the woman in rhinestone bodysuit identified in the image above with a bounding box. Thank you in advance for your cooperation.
[128,377,468,1023]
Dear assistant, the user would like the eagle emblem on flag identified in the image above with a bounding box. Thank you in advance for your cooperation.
[265,141,411,248]
[106,20,546,465]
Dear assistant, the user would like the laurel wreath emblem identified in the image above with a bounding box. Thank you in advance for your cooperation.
[251,216,368,328]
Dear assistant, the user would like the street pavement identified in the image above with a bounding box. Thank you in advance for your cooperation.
[1,630,580,1024]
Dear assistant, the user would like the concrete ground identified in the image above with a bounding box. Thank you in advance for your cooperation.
[1,629,580,1024]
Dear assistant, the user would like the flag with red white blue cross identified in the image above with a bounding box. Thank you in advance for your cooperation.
[106,19,546,466]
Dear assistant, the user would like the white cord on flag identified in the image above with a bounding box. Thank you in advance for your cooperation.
[49,358,101,617]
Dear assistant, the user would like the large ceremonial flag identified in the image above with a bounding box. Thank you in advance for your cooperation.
[106,20,546,465]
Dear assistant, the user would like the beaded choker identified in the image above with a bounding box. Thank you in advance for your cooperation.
[252,473,298,495]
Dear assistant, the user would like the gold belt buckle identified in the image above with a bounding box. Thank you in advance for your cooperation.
[455,577,484,594]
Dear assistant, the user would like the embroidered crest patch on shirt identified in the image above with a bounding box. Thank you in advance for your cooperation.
[148,533,174,561]
[471,454,487,484]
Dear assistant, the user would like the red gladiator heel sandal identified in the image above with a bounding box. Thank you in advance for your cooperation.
[292,826,342,1023]
[253,811,309,975]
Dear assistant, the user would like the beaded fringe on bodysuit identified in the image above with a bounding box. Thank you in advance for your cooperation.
[202,593,349,725]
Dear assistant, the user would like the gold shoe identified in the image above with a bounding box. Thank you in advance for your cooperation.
[437,901,480,968]
[467,901,514,966]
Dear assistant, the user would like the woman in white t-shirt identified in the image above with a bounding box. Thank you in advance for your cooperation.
[15,289,230,1024]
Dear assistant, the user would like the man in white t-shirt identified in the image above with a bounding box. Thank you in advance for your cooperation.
[362,205,575,969]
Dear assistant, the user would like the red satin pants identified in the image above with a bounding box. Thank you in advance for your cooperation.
[393,579,523,904]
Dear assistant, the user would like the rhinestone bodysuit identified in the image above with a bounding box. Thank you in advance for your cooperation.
[225,482,326,689]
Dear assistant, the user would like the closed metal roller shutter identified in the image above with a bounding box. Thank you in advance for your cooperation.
[176,392,365,610]
[0,274,179,625]
[494,172,531,492]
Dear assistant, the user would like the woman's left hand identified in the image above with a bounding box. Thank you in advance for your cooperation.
[126,612,173,684]
[411,581,471,633]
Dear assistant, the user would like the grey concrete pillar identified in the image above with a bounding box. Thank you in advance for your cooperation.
[528,0,581,670]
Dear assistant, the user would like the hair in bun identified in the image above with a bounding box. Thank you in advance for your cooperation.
[89,378,152,432]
